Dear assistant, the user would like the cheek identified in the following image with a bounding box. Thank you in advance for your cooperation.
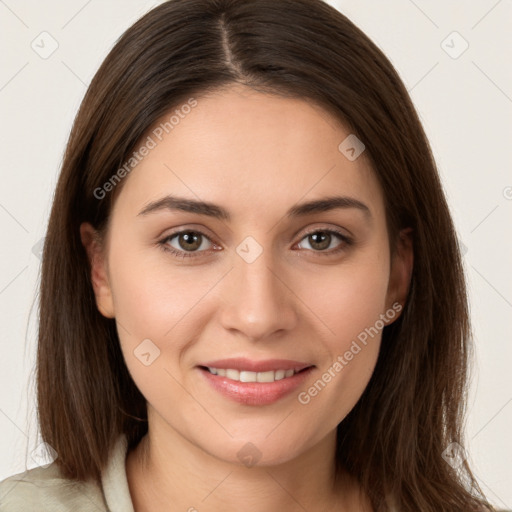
[109,236,208,376]
[108,236,216,336]
[108,258,212,405]
[295,320,384,436]
[300,251,390,408]
[314,253,390,345]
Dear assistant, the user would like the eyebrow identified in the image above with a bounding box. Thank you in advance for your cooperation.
[137,194,371,220]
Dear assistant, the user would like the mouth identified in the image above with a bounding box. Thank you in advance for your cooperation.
[196,358,315,405]
[198,366,311,383]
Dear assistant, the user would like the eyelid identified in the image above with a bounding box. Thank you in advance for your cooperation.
[297,224,352,241]
[293,222,354,242]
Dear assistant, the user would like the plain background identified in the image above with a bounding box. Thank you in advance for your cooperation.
[0,0,510,509]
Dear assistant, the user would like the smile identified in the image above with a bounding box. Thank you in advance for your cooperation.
[205,367,299,382]
[197,358,315,405]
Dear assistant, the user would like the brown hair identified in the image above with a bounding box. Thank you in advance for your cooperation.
[36,0,494,510]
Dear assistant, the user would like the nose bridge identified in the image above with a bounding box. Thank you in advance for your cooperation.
[219,236,296,340]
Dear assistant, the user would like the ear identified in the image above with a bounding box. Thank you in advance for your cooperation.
[385,227,413,323]
[80,222,115,319]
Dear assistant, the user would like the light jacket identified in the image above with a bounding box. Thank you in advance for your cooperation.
[0,434,134,511]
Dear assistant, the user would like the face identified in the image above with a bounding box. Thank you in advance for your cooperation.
[81,84,412,467]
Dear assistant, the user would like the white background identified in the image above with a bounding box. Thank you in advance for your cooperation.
[0,0,511,509]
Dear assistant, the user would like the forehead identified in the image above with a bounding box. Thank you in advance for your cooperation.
[110,85,384,224]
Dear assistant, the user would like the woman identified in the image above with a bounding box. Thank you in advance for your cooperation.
[0,0,499,510]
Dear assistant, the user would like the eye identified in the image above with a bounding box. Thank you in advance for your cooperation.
[158,230,216,258]
[295,229,352,255]
[158,227,352,259]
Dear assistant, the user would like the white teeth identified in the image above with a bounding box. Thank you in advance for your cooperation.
[225,369,240,380]
[256,371,274,383]
[239,371,257,382]
[206,367,302,382]
[274,369,285,381]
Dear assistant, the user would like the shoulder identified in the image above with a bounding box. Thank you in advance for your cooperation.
[0,462,107,512]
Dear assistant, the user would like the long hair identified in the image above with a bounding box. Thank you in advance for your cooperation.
[37,1,494,510]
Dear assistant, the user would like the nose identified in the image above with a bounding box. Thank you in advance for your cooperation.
[218,244,298,342]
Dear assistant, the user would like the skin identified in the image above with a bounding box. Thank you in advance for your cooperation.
[81,84,413,511]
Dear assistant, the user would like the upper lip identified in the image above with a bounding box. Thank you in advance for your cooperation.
[199,358,314,373]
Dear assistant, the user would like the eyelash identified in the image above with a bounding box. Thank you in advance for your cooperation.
[157,228,353,259]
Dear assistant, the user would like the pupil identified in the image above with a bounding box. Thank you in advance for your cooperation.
[180,232,201,250]
[310,232,330,250]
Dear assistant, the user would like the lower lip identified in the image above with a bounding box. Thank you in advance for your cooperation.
[198,366,315,406]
